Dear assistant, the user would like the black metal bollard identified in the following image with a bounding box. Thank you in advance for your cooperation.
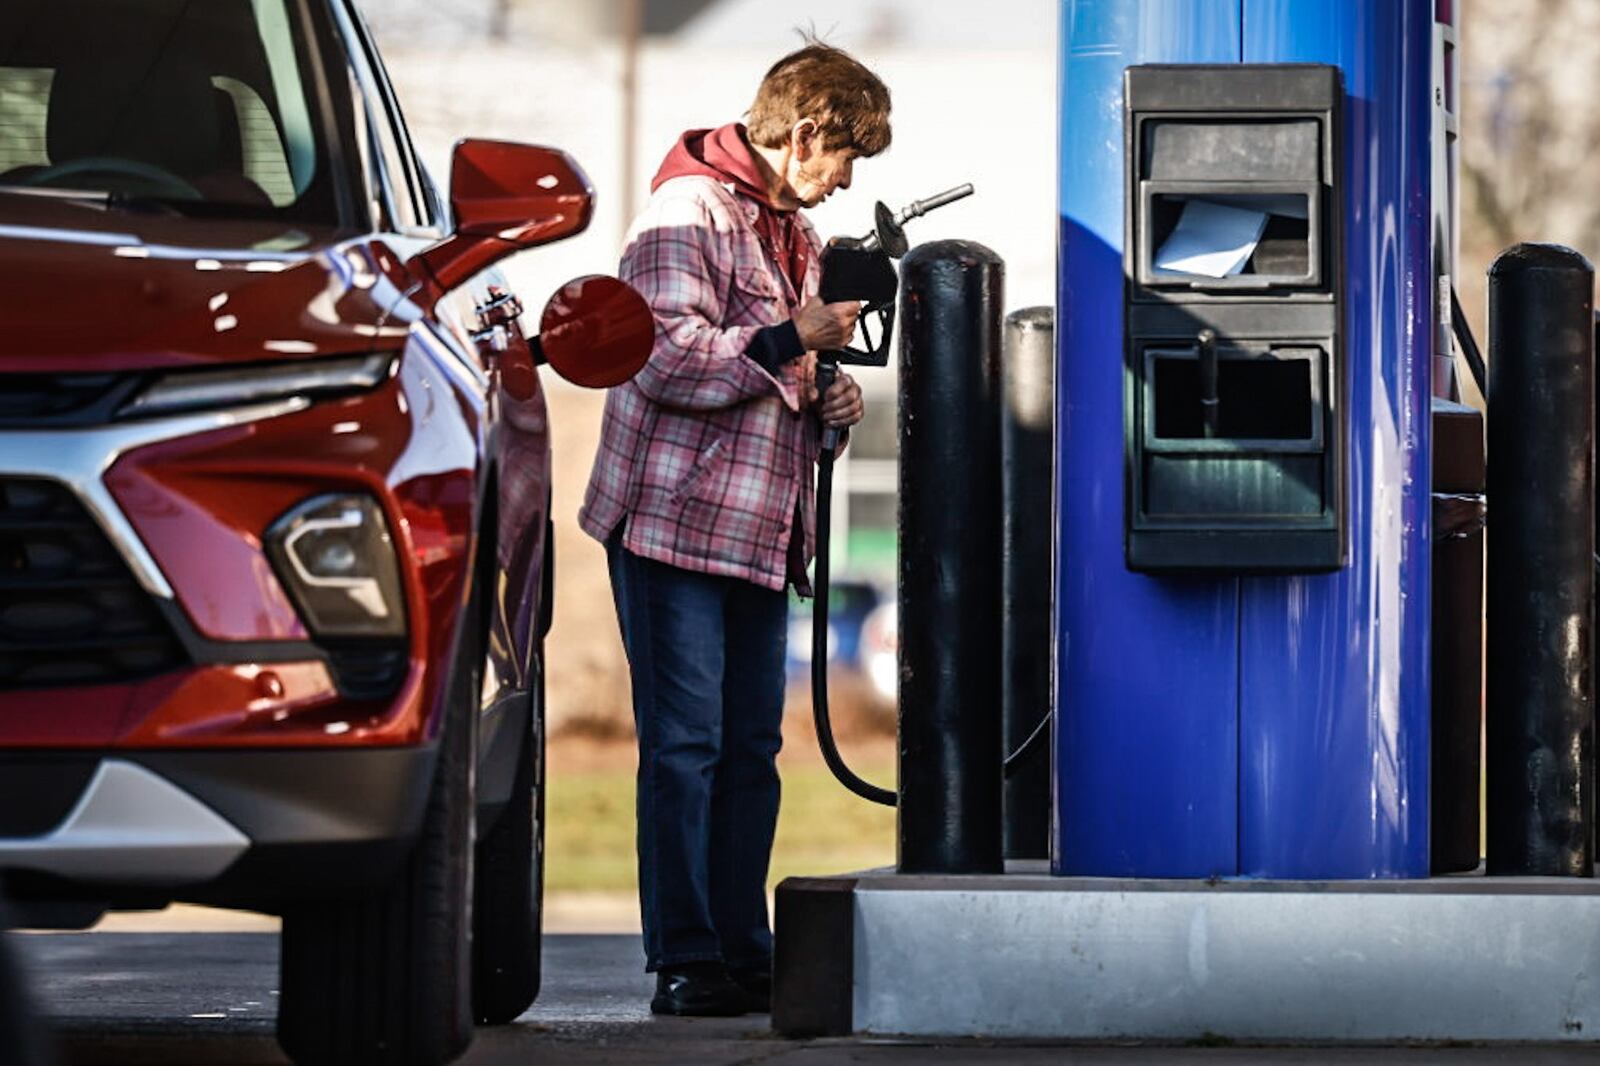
[1486,243,1595,877]
[897,240,1005,875]
[1001,307,1053,861]
[1592,308,1600,867]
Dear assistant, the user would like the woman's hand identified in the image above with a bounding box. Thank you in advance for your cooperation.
[819,371,865,428]
[793,297,861,351]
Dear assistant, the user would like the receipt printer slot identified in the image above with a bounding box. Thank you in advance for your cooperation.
[1142,184,1318,287]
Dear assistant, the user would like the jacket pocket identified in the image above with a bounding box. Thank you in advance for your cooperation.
[727,268,784,325]
[670,436,727,503]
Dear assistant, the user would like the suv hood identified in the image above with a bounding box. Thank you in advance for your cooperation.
[0,191,418,372]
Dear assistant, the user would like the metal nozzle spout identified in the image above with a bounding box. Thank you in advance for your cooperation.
[899,183,975,224]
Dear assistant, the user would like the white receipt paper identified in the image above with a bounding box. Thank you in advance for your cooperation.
[1154,199,1269,279]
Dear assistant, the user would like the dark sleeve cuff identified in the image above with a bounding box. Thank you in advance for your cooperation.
[742,321,806,376]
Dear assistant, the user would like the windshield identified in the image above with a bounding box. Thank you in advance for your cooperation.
[0,0,339,225]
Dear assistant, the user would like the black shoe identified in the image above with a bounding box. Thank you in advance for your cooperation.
[650,962,748,1017]
[728,965,771,1013]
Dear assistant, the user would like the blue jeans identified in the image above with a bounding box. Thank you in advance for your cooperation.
[605,533,787,972]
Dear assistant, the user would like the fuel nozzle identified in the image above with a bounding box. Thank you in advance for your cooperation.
[819,182,976,369]
[858,183,976,259]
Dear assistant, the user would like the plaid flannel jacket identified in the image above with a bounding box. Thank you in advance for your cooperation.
[579,175,826,592]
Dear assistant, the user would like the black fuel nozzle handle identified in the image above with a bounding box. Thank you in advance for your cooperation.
[1198,329,1220,438]
[816,359,845,452]
[817,240,898,366]
[819,183,974,370]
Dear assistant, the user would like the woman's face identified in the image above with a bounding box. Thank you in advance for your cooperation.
[788,143,857,208]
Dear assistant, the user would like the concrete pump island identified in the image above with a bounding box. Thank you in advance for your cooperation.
[774,0,1600,1045]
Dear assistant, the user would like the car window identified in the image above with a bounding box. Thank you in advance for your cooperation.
[212,77,298,205]
[349,8,436,229]
[0,0,339,225]
[361,86,419,230]
[341,69,384,229]
[0,68,50,173]
[330,0,428,232]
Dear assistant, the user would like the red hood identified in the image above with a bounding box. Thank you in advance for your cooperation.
[653,123,774,202]
[652,124,811,296]
[0,191,418,372]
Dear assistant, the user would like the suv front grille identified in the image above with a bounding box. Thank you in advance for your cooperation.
[0,755,98,836]
[0,373,143,427]
[0,478,187,689]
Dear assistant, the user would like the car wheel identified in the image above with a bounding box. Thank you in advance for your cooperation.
[471,644,545,1025]
[0,901,54,1066]
[276,605,480,1066]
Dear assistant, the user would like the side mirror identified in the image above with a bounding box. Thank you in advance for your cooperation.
[536,275,653,388]
[415,140,594,294]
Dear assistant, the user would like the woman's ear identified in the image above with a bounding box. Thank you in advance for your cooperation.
[791,118,819,158]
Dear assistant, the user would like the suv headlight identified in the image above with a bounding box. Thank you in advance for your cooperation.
[265,493,407,639]
[119,353,394,419]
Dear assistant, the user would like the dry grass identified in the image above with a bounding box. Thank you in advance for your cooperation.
[545,381,634,738]
[547,716,897,895]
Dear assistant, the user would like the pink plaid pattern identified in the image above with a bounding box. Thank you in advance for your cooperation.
[579,175,826,592]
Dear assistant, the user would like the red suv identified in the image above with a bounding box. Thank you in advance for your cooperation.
[0,1,648,1062]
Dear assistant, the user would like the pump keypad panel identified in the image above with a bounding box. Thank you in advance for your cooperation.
[1124,65,1345,574]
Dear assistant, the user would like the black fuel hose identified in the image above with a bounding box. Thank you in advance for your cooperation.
[1452,287,1488,399]
[812,447,897,807]
[814,444,1046,793]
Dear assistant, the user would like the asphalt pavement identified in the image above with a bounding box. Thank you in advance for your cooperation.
[11,931,1600,1065]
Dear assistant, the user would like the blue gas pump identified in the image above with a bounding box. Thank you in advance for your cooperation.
[774,1,1600,1040]
[1055,0,1444,878]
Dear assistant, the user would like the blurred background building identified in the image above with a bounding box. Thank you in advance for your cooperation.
[360,0,1592,739]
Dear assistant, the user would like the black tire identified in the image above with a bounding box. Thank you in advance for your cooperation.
[471,646,545,1025]
[0,902,55,1066]
[276,613,480,1066]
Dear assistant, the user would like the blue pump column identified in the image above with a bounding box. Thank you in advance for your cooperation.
[1054,0,1436,878]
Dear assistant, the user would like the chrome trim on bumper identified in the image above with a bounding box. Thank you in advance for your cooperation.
[0,399,307,598]
[0,759,249,886]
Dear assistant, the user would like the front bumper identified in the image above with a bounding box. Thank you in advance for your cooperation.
[0,347,479,748]
[1,745,435,912]
[0,329,483,915]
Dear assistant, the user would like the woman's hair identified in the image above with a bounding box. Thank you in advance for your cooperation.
[746,42,892,157]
